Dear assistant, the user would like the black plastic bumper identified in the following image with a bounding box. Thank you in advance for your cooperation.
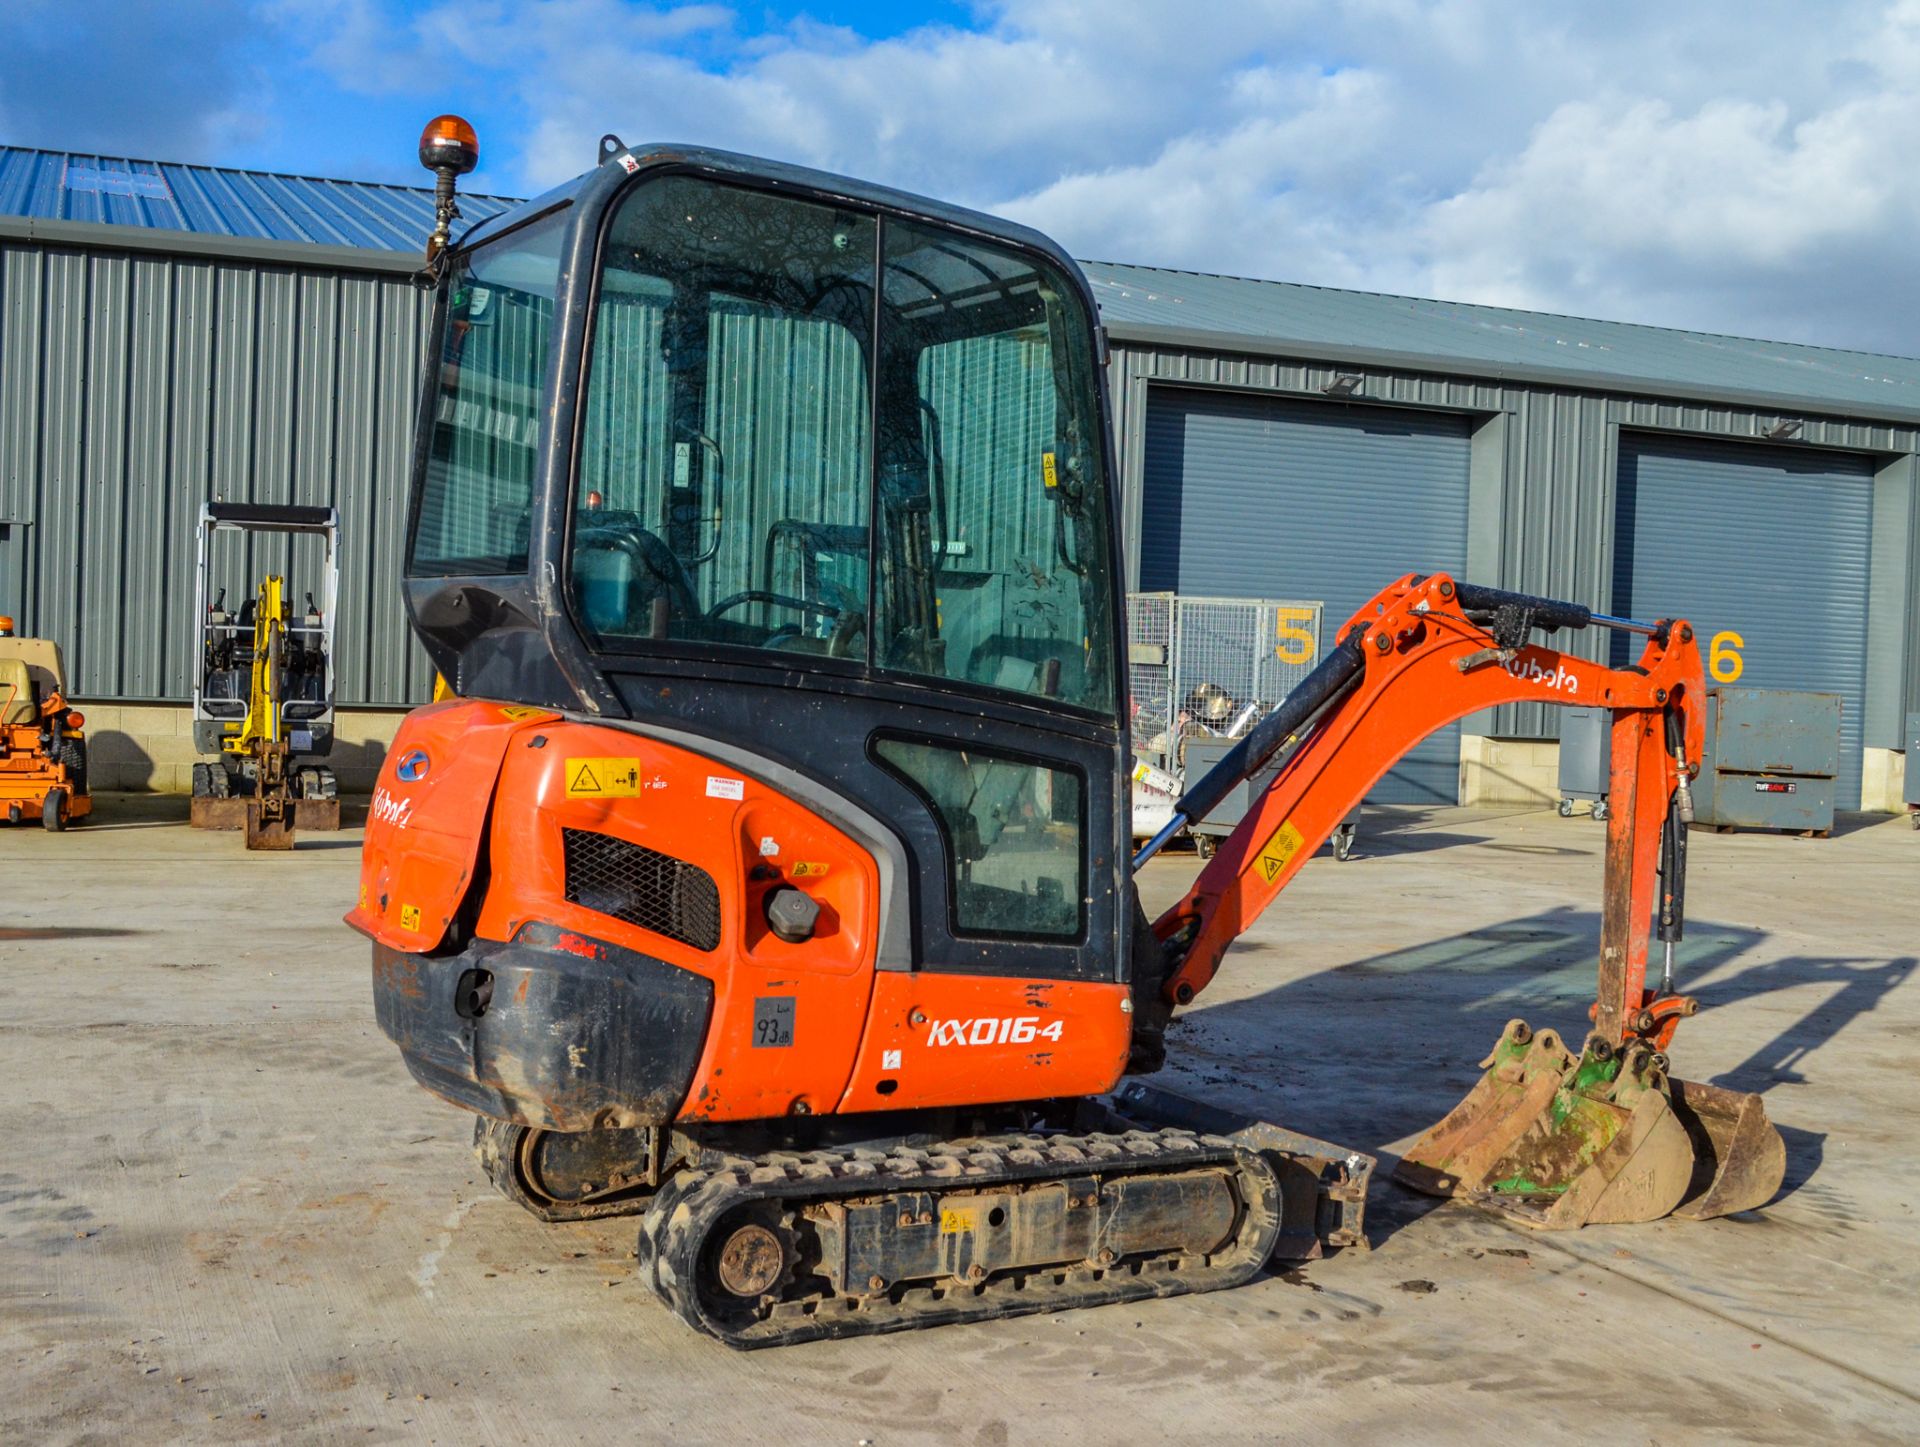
[371,921,714,1131]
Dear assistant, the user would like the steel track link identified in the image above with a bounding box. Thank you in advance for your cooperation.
[634,1126,1285,1348]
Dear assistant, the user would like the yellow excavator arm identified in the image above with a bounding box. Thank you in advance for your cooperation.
[227,576,286,759]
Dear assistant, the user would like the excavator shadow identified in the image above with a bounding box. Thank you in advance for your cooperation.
[1340,804,1497,858]
[1157,912,1911,1245]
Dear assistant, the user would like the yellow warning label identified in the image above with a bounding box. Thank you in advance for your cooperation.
[399,903,423,931]
[566,758,643,797]
[498,704,546,721]
[1253,820,1305,885]
[940,1208,977,1235]
[1042,451,1059,489]
[791,861,831,878]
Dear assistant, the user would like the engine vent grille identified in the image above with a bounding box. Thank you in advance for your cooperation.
[561,829,722,953]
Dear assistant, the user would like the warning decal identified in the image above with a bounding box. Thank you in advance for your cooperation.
[1253,820,1305,885]
[565,758,643,797]
[399,903,423,931]
[1042,451,1059,489]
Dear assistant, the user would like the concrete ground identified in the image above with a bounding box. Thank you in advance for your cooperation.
[2,798,1916,1444]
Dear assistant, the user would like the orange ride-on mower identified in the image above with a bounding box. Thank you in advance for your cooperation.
[0,616,91,831]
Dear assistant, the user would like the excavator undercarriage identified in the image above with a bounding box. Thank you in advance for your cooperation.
[474,1091,1367,1347]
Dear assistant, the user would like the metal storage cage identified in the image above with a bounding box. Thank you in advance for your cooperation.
[1126,593,1359,860]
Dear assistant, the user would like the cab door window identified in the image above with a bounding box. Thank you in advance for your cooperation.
[873,222,1118,716]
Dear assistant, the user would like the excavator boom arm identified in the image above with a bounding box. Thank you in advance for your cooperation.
[1149,572,1704,1049]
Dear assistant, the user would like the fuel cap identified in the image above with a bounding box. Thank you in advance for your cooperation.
[764,886,821,944]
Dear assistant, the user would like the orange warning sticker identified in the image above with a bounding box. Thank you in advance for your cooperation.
[790,861,831,878]
[1253,820,1304,885]
[566,758,642,797]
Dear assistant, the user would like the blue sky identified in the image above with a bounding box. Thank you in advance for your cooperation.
[7,1,1920,355]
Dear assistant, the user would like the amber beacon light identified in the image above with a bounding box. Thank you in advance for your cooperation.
[419,114,480,262]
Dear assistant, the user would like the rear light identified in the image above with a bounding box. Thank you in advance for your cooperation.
[65,710,85,730]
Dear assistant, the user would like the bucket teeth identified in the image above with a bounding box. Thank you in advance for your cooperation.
[1395,1021,1778,1230]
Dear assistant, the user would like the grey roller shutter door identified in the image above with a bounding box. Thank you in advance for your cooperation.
[1140,388,1472,803]
[1612,433,1874,808]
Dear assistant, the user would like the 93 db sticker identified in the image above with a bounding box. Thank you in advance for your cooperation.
[752,996,795,1048]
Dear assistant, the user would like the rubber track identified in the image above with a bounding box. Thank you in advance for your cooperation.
[635,1126,1284,1348]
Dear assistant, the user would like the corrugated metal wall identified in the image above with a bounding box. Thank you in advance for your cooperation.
[0,238,433,704]
[1,225,1912,743]
[1108,340,1920,746]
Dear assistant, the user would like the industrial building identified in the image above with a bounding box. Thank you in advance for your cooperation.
[1,144,1913,806]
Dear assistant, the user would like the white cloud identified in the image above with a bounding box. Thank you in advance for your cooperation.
[283,0,1920,352]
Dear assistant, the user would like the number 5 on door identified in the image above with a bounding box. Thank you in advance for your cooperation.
[1275,606,1317,665]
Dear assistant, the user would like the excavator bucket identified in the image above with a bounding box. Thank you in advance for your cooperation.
[1666,1076,1787,1220]
[1394,1019,1699,1229]
[245,798,295,851]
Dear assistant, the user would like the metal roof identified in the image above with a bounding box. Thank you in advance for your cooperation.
[1081,259,1920,424]
[0,145,517,253]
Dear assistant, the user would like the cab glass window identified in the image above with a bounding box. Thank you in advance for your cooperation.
[874,736,1083,940]
[873,223,1118,715]
[412,209,566,575]
[572,178,874,657]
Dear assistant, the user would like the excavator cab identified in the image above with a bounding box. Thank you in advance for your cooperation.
[399,144,1130,991]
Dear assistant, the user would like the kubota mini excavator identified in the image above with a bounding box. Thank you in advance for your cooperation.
[352,121,1784,1347]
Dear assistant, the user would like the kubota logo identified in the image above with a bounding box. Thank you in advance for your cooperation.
[1504,653,1578,695]
[370,786,414,829]
[396,748,431,782]
[926,1016,1065,1047]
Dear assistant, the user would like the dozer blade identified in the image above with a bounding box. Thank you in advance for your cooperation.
[1394,1019,1695,1230]
[1666,1076,1786,1220]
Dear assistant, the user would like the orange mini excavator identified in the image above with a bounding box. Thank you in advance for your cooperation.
[352,124,1784,1346]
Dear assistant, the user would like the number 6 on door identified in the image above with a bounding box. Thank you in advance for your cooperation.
[1709,630,1744,683]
